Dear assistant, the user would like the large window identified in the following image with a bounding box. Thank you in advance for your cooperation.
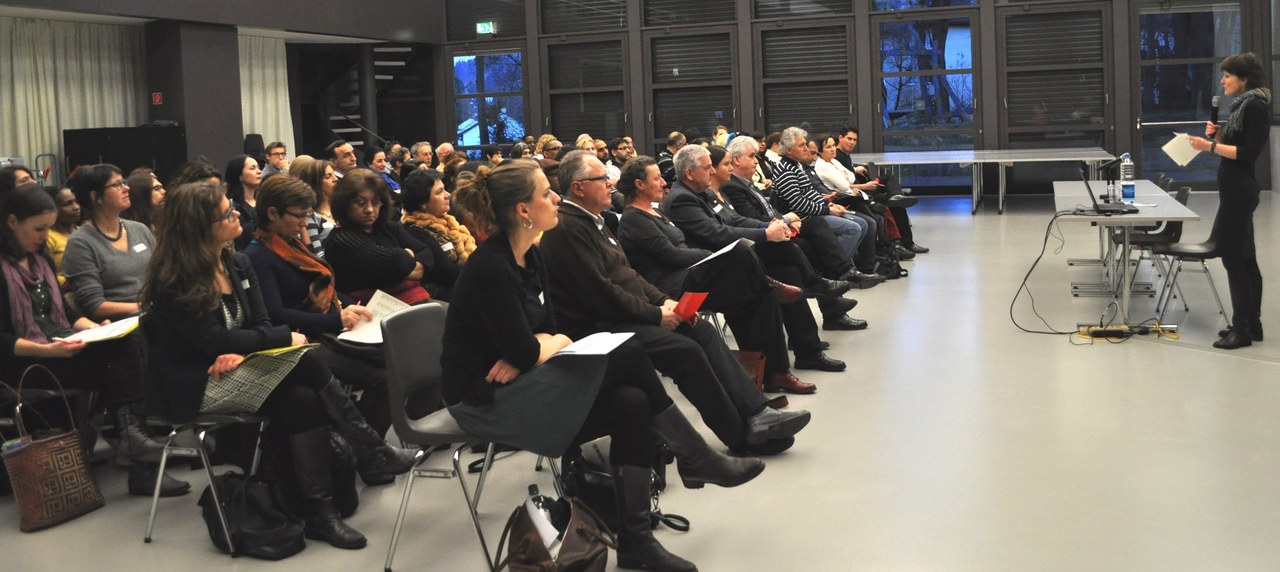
[453,51,525,154]
[1135,1,1240,187]
[873,0,976,11]
[876,14,977,186]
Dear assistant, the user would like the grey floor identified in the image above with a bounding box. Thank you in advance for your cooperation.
[4,192,1279,571]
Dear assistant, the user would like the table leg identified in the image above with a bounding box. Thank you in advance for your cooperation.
[1120,227,1132,326]
[998,163,1008,214]
[970,163,980,214]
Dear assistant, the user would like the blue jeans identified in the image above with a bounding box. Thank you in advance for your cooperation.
[821,214,865,262]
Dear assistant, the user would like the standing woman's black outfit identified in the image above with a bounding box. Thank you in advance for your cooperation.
[1211,86,1271,348]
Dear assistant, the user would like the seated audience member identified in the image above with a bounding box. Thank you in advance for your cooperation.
[616,156,834,388]
[410,141,433,168]
[433,142,456,172]
[539,158,561,194]
[575,133,596,153]
[483,144,503,166]
[44,185,80,286]
[262,141,290,177]
[387,146,410,182]
[64,164,155,321]
[225,155,264,250]
[540,150,811,455]
[1,165,36,197]
[327,140,360,179]
[835,127,927,254]
[323,170,454,304]
[140,181,416,549]
[534,136,563,160]
[813,134,915,260]
[364,146,400,192]
[400,169,473,300]
[167,158,223,189]
[446,159,760,572]
[290,155,338,257]
[123,170,166,233]
[771,127,885,283]
[244,176,413,484]
[2,184,187,497]
[721,137,866,330]
[662,145,852,370]
[508,142,532,159]
[656,131,686,184]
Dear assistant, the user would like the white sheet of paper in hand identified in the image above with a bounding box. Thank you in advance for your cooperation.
[688,239,742,269]
[553,332,636,357]
[1162,132,1201,167]
[54,315,140,343]
[336,290,411,344]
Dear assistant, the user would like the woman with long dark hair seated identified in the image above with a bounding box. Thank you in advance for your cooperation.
[123,169,166,233]
[244,174,413,484]
[445,160,763,572]
[289,156,337,257]
[323,170,454,304]
[224,155,263,250]
[1,183,188,497]
[399,168,472,300]
[139,181,417,550]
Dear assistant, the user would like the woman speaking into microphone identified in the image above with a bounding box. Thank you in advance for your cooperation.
[1185,52,1271,349]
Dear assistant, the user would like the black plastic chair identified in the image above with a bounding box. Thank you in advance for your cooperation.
[1148,239,1230,327]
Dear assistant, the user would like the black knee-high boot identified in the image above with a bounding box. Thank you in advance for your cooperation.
[317,380,420,485]
[290,427,366,549]
[613,465,697,572]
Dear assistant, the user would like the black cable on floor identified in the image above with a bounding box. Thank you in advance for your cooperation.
[1010,210,1081,335]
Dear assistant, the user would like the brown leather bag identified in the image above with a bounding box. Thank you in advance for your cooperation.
[495,497,617,571]
[733,350,766,392]
[1,366,105,532]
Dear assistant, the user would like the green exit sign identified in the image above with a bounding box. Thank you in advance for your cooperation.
[476,21,494,35]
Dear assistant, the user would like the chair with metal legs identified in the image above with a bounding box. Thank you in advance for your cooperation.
[1148,239,1230,328]
[381,302,564,572]
[142,413,267,557]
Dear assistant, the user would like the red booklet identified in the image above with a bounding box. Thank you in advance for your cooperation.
[673,292,709,321]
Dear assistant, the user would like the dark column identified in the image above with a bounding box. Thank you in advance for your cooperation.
[145,21,243,164]
[359,45,379,150]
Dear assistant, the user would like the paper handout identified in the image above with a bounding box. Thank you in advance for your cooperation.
[53,316,139,343]
[672,292,708,321]
[1162,133,1202,167]
[336,290,412,344]
[553,332,636,357]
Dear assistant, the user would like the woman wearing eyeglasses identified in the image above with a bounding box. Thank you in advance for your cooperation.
[323,170,453,304]
[141,181,416,550]
[64,164,154,322]
[123,170,166,233]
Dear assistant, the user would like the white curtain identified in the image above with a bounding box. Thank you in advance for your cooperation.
[239,35,295,156]
[0,17,145,175]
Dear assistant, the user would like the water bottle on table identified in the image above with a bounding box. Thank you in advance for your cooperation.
[1119,153,1135,204]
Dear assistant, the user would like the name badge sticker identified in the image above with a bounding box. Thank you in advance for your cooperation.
[241,279,251,290]
[440,242,455,252]
[133,243,148,253]
[608,237,618,246]
[713,204,724,213]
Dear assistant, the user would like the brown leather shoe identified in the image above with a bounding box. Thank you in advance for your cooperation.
[766,277,803,304]
[763,371,817,395]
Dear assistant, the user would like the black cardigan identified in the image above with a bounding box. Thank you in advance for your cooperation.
[440,232,554,405]
[323,222,441,294]
[141,251,292,422]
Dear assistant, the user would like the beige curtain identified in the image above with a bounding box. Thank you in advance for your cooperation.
[239,35,296,155]
[0,17,145,178]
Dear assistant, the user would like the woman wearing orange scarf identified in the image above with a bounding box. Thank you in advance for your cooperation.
[244,174,415,486]
[399,169,473,300]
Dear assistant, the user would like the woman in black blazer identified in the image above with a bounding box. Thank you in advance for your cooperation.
[444,160,762,572]
[140,181,415,550]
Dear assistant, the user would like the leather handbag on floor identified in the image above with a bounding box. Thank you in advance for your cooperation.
[733,350,766,392]
[198,471,306,560]
[1,366,105,532]
[495,496,616,572]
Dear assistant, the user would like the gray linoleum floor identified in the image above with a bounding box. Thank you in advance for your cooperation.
[3,192,1279,571]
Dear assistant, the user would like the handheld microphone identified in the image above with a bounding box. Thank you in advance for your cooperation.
[1210,95,1221,124]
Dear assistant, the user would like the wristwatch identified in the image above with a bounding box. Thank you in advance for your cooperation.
[1210,141,1218,154]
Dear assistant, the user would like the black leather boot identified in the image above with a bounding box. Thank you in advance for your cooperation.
[289,427,367,549]
[1219,319,1263,342]
[317,380,419,485]
[652,404,764,489]
[613,465,697,572]
[127,463,191,497]
[113,402,166,465]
